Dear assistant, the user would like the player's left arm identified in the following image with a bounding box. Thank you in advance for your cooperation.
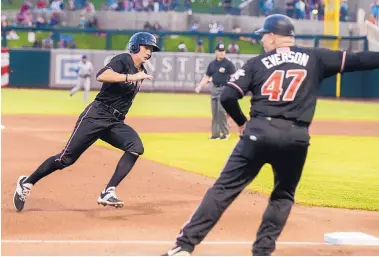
[315,48,379,78]
[342,51,379,72]
[220,59,255,128]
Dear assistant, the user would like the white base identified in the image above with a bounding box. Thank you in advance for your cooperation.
[0,125,5,129]
[324,232,379,246]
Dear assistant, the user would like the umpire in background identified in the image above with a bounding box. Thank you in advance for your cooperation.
[195,43,236,140]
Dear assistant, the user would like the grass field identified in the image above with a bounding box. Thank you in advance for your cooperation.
[2,89,379,120]
[99,133,378,211]
[2,88,379,210]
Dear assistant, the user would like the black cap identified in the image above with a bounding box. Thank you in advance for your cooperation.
[215,43,226,51]
[255,14,295,36]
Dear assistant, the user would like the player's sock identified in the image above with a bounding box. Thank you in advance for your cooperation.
[105,152,139,189]
[25,156,61,185]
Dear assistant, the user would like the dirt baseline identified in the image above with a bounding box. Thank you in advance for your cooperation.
[2,115,379,256]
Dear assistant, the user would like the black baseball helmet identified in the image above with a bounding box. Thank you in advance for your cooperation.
[255,14,295,36]
[127,32,160,54]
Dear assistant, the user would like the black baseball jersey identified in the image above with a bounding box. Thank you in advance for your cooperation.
[206,58,236,85]
[227,46,347,124]
[95,53,146,115]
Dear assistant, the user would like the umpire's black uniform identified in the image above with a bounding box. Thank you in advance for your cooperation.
[206,44,236,139]
[166,15,379,256]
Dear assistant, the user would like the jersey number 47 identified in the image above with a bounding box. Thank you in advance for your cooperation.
[261,69,307,101]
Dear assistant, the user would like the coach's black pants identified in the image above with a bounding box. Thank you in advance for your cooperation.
[25,101,143,185]
[175,117,309,256]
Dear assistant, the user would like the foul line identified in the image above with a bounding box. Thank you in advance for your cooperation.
[1,240,330,246]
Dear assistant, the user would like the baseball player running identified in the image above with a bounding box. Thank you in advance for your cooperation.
[69,55,93,102]
[13,32,160,212]
[163,14,379,256]
[195,43,236,140]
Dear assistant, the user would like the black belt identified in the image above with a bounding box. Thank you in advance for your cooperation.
[95,101,125,120]
[253,114,309,128]
[213,83,226,88]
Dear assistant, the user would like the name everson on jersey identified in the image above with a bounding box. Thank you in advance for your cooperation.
[261,51,309,69]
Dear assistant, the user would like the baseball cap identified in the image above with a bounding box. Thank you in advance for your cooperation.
[215,43,225,51]
[82,55,87,59]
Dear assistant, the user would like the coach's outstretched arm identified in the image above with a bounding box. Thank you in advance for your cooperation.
[316,49,379,78]
[343,51,379,72]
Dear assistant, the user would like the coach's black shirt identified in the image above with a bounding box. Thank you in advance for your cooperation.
[206,58,236,85]
[95,53,146,115]
[226,46,347,124]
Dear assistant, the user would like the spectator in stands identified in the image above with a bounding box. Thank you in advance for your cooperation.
[36,0,47,11]
[295,0,306,19]
[153,0,159,12]
[232,24,241,33]
[107,0,118,10]
[21,10,33,26]
[35,16,47,28]
[50,0,63,12]
[67,0,75,10]
[19,1,32,14]
[190,20,200,32]
[79,14,86,28]
[171,0,179,10]
[1,15,7,28]
[33,39,43,48]
[162,0,171,11]
[217,23,224,34]
[178,41,188,52]
[371,1,379,24]
[42,33,54,48]
[184,0,192,14]
[85,0,96,14]
[143,21,153,31]
[195,37,204,53]
[209,21,219,33]
[317,0,325,20]
[86,16,98,29]
[142,0,149,11]
[264,0,274,16]
[286,1,295,18]
[49,12,60,26]
[227,41,240,54]
[152,21,162,33]
[340,0,348,22]
[68,41,77,49]
[259,0,266,16]
[223,0,232,14]
[116,0,125,11]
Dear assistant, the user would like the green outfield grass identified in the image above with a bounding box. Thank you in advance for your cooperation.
[2,88,378,210]
[2,88,379,120]
[97,133,379,211]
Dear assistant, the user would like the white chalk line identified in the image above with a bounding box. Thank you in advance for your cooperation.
[1,240,330,246]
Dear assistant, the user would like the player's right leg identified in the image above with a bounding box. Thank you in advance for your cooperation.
[13,104,105,212]
[163,134,267,255]
[69,79,82,97]
[252,127,309,256]
[97,123,145,208]
[210,97,220,139]
[217,98,229,140]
